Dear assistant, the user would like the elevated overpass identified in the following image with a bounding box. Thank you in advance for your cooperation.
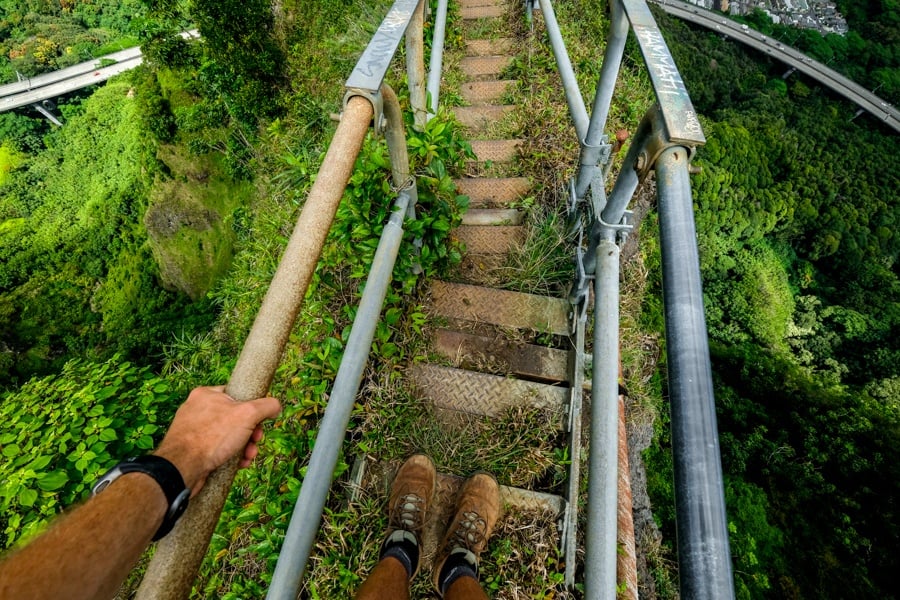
[650,0,900,134]
[0,31,199,115]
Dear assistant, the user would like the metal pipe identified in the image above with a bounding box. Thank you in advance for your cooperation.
[656,147,734,600]
[266,188,413,599]
[600,107,652,227]
[426,0,449,119]
[406,0,427,130]
[574,0,629,199]
[265,86,415,599]
[537,0,589,139]
[585,238,621,600]
[135,95,374,600]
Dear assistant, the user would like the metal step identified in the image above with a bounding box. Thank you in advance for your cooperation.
[434,328,569,383]
[430,280,569,336]
[461,5,505,19]
[469,139,521,162]
[461,208,524,226]
[454,105,516,132]
[455,177,531,205]
[460,56,513,79]
[460,0,503,7]
[409,363,568,422]
[465,38,515,56]
[455,224,524,254]
[460,79,518,104]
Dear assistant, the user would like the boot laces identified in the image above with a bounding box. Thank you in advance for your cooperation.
[392,492,426,530]
[450,510,488,550]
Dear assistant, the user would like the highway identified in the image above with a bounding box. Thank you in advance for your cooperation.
[0,31,199,114]
[649,0,900,134]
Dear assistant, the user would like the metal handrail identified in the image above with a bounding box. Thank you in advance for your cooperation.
[537,0,733,597]
[135,0,443,597]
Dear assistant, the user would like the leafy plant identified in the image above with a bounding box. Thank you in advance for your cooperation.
[0,356,185,549]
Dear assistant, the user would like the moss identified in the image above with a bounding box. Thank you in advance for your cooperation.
[144,145,254,299]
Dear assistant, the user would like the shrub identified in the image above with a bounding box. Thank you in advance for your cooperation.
[0,356,185,550]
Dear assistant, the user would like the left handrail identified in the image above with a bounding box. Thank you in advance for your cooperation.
[136,1,432,597]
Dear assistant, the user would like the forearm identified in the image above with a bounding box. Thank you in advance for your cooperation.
[0,473,166,600]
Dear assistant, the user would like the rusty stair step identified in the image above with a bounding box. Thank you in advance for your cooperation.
[461,208,524,226]
[460,0,503,7]
[455,177,531,206]
[455,224,524,254]
[430,280,569,336]
[453,105,516,132]
[460,80,517,104]
[461,4,505,19]
[434,328,569,383]
[468,139,521,163]
[409,363,568,423]
[460,56,513,79]
[465,38,515,56]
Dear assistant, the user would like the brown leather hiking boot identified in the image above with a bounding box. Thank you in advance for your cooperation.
[382,454,436,576]
[432,473,501,595]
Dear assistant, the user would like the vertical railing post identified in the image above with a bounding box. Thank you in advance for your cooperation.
[656,147,735,600]
[586,234,621,600]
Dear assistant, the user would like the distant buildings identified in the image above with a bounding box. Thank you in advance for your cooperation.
[680,0,849,35]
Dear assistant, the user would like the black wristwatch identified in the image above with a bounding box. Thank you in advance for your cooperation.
[92,455,191,541]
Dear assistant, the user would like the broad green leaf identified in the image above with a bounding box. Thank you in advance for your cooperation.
[36,470,69,491]
[18,488,38,507]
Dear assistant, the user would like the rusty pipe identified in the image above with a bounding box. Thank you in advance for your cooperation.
[135,95,374,600]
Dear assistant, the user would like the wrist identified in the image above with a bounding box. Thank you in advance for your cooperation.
[152,442,207,494]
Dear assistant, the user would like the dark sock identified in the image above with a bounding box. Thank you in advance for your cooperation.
[379,530,419,579]
[438,548,478,596]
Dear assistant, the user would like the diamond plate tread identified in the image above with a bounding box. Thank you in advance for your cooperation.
[453,105,516,132]
[455,225,524,254]
[409,363,568,422]
[460,79,517,104]
[434,328,569,383]
[465,38,515,56]
[455,177,531,205]
[460,56,513,78]
[461,208,524,226]
[430,280,569,336]
[469,139,521,162]
[461,5,505,19]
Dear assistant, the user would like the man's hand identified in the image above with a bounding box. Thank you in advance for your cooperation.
[154,386,282,496]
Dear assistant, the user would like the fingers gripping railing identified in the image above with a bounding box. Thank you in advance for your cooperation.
[539,0,734,597]
[136,1,437,597]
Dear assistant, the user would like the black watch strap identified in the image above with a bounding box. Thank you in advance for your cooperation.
[92,455,191,540]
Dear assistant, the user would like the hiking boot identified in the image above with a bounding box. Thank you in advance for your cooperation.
[380,454,436,577]
[432,473,501,596]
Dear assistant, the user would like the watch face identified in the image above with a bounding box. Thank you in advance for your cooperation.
[171,488,191,521]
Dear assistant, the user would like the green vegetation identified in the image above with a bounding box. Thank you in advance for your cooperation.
[0,0,145,82]
[639,5,900,598]
[0,356,185,548]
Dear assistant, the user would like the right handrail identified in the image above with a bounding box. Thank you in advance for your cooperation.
[538,0,734,597]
